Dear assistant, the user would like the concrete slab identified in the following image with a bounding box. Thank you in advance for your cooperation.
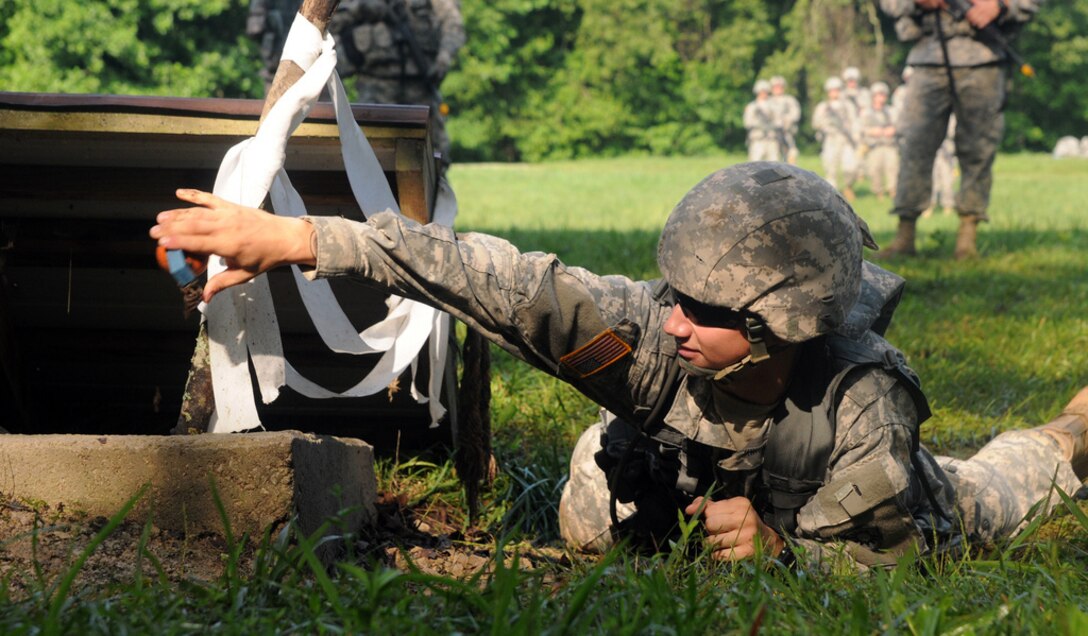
[0,431,376,545]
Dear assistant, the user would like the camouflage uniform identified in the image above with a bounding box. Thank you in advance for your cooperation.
[879,0,1043,258]
[246,0,303,89]
[812,79,860,195]
[859,83,899,198]
[769,76,802,164]
[299,162,1083,570]
[743,81,782,162]
[331,0,465,170]
[890,67,913,125]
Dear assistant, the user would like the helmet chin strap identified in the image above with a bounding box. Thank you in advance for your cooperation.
[677,317,773,382]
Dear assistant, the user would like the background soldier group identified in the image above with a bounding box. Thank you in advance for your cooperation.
[742,76,800,165]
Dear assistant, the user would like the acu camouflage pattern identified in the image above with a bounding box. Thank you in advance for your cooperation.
[246,0,302,84]
[892,63,1004,220]
[880,1,1042,220]
[879,0,1044,67]
[331,0,465,168]
[812,96,860,191]
[300,164,1083,569]
[742,98,783,162]
[657,163,871,344]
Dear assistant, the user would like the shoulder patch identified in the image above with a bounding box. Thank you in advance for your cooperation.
[559,329,632,379]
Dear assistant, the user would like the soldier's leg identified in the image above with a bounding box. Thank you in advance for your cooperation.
[559,417,634,553]
[951,65,1005,222]
[893,67,953,218]
[841,144,858,201]
[867,148,886,197]
[820,141,839,189]
[879,68,953,256]
[937,387,1088,544]
[951,65,1005,259]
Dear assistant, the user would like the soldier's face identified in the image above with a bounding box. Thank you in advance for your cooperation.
[772,85,784,95]
[663,304,751,369]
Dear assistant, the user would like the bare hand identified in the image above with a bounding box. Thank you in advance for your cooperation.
[966,0,1001,28]
[149,189,316,302]
[685,496,785,561]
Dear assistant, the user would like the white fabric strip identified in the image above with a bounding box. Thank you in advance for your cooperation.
[204,11,453,432]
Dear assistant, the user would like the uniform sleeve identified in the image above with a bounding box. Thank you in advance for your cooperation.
[790,372,927,571]
[742,103,758,131]
[433,0,465,70]
[878,0,919,19]
[302,212,677,419]
[811,102,827,133]
[1003,0,1043,23]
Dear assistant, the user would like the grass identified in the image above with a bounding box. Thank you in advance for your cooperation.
[3,152,1088,633]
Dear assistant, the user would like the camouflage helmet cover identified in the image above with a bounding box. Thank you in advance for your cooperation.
[754,79,772,94]
[657,162,876,343]
[824,76,843,92]
[843,66,861,81]
[871,81,890,95]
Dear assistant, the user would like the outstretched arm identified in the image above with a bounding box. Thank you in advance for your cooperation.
[150,189,316,301]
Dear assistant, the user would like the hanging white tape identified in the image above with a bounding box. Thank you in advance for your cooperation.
[205,11,453,433]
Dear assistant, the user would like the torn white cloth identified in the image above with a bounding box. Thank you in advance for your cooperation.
[204,12,452,433]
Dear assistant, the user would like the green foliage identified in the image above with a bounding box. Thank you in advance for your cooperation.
[0,0,262,98]
[1006,1,1088,150]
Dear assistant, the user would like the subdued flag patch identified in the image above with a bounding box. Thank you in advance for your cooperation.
[559,329,632,378]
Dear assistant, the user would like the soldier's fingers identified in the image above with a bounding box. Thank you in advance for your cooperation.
[684,497,708,516]
[175,188,223,209]
[711,543,755,562]
[203,269,257,302]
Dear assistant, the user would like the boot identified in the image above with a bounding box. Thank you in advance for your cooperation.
[1034,386,1088,480]
[876,218,916,258]
[954,215,980,260]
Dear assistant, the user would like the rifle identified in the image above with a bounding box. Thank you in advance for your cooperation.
[754,105,789,159]
[825,103,857,149]
[944,0,1034,77]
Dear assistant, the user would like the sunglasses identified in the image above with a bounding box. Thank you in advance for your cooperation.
[673,292,751,330]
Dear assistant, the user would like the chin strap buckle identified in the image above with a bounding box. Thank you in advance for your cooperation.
[745,316,771,363]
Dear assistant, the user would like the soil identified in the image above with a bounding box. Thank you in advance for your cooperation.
[0,491,569,599]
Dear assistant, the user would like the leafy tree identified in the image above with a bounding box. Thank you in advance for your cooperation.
[0,0,261,98]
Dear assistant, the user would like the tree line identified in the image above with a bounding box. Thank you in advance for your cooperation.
[2,1,1085,162]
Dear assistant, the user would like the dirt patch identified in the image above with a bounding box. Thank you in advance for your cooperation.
[0,492,569,598]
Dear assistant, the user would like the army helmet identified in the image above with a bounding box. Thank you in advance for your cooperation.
[871,81,890,95]
[824,76,843,92]
[657,162,875,344]
[843,66,861,81]
[753,79,772,94]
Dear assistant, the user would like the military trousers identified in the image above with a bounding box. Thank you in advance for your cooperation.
[865,145,900,198]
[892,64,1006,221]
[747,138,782,163]
[559,421,1082,556]
[819,135,858,191]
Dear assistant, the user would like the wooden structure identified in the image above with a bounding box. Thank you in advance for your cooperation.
[0,91,450,444]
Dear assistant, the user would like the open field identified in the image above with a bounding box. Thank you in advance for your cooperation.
[3,153,1088,633]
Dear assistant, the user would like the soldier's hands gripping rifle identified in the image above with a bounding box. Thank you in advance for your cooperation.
[944,0,1035,77]
[755,107,790,162]
[826,107,857,149]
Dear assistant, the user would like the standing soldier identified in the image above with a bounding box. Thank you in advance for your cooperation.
[841,67,871,119]
[860,82,899,200]
[743,80,782,162]
[769,76,801,164]
[812,77,859,201]
[331,0,465,172]
[878,0,1043,260]
[246,0,303,92]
